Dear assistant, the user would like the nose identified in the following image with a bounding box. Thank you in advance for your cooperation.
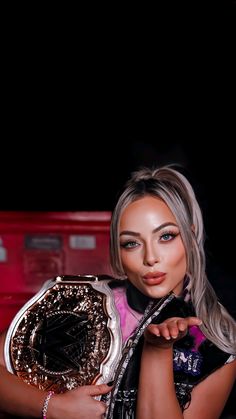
[143,243,159,266]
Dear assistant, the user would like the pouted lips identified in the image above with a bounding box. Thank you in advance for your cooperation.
[143,272,166,286]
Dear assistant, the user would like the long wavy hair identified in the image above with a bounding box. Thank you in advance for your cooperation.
[110,165,236,354]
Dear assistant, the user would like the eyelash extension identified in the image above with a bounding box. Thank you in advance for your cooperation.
[160,231,179,241]
[120,231,180,248]
[120,241,138,248]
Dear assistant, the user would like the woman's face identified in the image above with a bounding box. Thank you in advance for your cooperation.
[119,196,187,298]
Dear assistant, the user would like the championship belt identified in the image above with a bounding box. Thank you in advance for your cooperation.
[4,275,122,393]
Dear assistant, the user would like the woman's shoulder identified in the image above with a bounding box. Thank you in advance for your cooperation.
[188,325,235,362]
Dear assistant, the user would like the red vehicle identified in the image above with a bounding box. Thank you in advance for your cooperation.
[0,211,111,331]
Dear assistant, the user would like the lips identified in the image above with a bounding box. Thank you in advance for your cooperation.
[143,271,166,286]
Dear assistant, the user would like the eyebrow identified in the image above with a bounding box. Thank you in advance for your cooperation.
[119,222,178,237]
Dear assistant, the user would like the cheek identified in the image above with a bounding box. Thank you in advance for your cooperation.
[120,251,140,273]
[175,253,187,275]
[167,244,186,271]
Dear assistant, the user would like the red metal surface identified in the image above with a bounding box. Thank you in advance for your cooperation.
[0,211,112,331]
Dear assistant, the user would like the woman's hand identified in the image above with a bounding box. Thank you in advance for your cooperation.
[49,384,112,419]
[144,316,202,349]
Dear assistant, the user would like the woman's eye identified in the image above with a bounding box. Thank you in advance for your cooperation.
[120,241,139,249]
[160,233,177,242]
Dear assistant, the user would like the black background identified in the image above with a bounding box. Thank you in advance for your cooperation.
[1,1,235,310]
[1,3,236,416]
[1,139,235,309]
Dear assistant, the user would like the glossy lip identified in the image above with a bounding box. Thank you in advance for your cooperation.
[142,271,166,286]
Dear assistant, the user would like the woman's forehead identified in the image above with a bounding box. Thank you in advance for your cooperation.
[120,196,177,230]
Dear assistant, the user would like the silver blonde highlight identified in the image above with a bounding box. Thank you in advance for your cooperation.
[110,165,236,354]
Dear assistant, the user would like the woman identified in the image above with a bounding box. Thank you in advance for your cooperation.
[0,165,235,418]
[108,165,236,418]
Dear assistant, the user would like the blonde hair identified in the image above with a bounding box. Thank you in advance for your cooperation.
[110,165,236,354]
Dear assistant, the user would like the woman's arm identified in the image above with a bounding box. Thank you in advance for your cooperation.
[137,316,201,419]
[0,332,111,418]
[136,316,236,419]
[0,364,111,419]
[184,359,236,419]
[137,343,183,419]
[0,331,47,417]
[0,363,47,417]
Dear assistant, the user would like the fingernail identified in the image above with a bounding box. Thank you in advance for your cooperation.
[107,381,114,386]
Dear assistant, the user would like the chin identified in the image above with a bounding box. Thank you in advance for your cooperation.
[143,286,169,299]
